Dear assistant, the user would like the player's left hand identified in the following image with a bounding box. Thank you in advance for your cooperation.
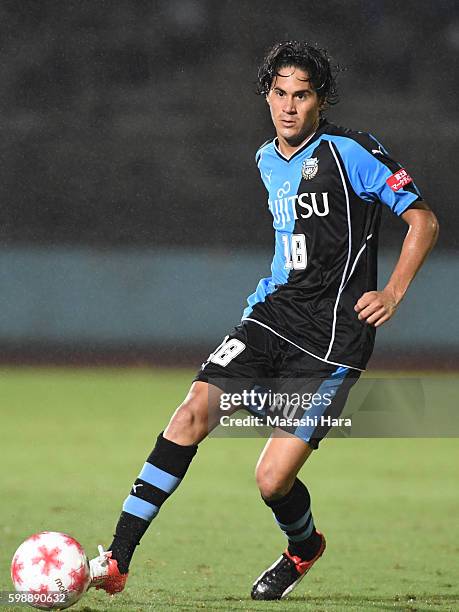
[354,289,399,327]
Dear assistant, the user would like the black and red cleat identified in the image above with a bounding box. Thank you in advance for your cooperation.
[251,531,326,600]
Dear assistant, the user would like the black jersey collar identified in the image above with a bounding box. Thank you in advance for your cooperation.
[273,118,329,162]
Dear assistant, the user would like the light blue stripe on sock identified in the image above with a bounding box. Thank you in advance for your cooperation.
[287,520,315,542]
[275,508,311,532]
[139,463,181,493]
[123,495,159,521]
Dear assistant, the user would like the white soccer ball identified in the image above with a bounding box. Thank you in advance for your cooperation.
[11,531,90,610]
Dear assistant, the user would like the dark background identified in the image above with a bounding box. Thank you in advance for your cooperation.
[1,0,458,250]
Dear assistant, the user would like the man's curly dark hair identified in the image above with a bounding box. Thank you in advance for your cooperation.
[257,41,339,108]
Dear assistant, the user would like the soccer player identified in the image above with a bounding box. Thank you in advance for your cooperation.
[89,41,439,600]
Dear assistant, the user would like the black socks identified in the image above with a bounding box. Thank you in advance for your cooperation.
[109,432,198,573]
[108,513,149,574]
[263,478,321,561]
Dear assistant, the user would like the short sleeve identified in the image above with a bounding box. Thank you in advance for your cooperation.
[334,134,422,216]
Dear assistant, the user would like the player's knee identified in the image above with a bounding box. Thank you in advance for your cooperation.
[255,463,292,501]
[164,395,208,445]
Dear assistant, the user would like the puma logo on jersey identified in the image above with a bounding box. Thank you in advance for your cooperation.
[132,483,143,494]
[269,192,330,228]
[264,169,273,184]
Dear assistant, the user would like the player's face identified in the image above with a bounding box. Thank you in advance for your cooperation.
[267,66,324,151]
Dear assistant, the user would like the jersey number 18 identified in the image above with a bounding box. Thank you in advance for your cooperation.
[282,234,307,270]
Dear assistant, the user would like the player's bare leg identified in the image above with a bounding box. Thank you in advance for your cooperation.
[164,381,227,445]
[255,430,314,499]
[90,381,228,594]
[251,431,326,600]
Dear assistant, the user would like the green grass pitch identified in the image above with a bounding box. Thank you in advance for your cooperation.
[1,368,458,611]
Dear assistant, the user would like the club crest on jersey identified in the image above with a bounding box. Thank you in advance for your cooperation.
[301,157,319,180]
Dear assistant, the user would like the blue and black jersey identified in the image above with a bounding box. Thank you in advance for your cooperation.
[242,119,422,371]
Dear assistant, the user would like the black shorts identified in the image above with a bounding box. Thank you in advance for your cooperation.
[194,321,360,449]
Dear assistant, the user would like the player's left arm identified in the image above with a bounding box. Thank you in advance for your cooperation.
[355,200,439,327]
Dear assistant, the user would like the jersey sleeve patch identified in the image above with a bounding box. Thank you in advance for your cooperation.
[386,168,413,191]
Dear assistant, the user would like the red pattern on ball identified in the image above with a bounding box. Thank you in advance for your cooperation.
[29,533,43,541]
[62,535,85,556]
[32,546,63,576]
[29,583,50,594]
[11,555,24,585]
[68,563,88,594]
